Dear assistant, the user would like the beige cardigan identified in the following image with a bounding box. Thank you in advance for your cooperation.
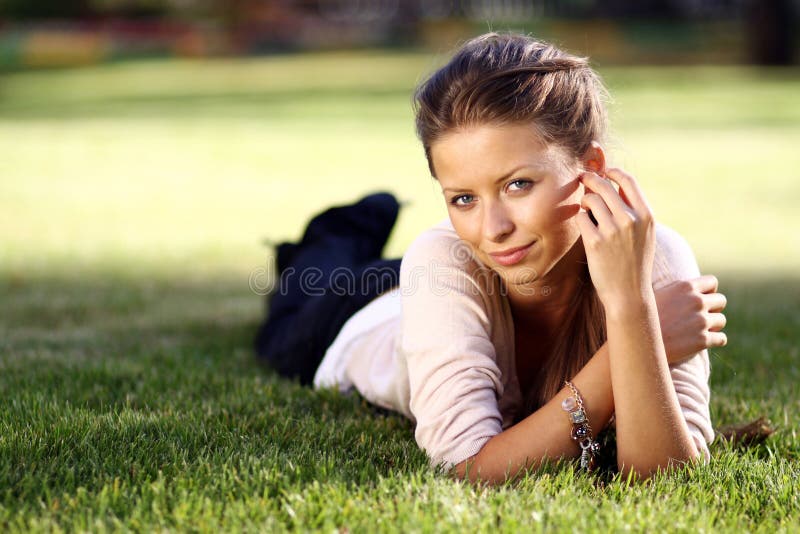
[314,219,714,468]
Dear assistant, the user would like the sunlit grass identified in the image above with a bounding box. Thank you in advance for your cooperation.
[2,54,799,274]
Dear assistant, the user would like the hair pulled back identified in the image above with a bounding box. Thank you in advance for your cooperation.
[414,32,609,177]
[413,33,610,412]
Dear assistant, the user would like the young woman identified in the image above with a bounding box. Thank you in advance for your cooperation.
[255,33,727,483]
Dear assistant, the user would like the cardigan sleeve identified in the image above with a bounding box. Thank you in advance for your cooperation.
[653,224,715,460]
[399,229,504,468]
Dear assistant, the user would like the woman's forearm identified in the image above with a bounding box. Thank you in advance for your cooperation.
[455,343,615,484]
[456,291,704,484]
[606,291,699,477]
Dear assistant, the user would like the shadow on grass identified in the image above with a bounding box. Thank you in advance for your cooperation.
[1,268,797,501]
[0,268,427,502]
[3,268,796,391]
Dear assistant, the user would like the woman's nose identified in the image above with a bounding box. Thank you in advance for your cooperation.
[483,200,514,242]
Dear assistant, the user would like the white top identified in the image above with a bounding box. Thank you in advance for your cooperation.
[314,219,714,468]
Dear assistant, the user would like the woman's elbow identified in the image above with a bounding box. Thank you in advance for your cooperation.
[616,446,705,481]
[452,451,532,486]
[453,456,507,486]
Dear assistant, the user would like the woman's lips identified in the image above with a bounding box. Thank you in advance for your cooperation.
[488,241,535,266]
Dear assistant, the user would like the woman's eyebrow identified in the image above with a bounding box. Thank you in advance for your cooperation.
[442,164,540,193]
[491,164,530,184]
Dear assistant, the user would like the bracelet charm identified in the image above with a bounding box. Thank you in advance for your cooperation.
[562,381,600,472]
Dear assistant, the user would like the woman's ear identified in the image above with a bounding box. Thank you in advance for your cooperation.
[581,141,606,175]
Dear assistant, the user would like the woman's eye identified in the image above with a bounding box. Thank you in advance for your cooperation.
[450,194,474,207]
[508,179,533,192]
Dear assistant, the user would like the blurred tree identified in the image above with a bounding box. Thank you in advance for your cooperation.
[0,0,183,18]
[0,0,94,18]
[91,0,170,18]
[746,0,797,64]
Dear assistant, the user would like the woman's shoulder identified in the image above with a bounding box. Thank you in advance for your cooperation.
[653,222,701,286]
[399,218,504,308]
[401,218,482,272]
[403,218,459,254]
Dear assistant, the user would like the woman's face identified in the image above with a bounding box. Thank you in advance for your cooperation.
[430,122,588,288]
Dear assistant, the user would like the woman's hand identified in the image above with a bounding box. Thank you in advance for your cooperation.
[655,275,728,365]
[576,168,656,312]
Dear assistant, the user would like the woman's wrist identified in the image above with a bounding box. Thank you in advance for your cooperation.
[602,288,658,322]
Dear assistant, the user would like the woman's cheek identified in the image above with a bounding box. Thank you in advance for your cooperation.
[548,205,583,249]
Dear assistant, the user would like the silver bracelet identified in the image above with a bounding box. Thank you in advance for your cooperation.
[562,380,600,471]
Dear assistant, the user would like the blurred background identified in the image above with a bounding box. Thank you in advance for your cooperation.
[1,1,798,359]
[1,0,798,67]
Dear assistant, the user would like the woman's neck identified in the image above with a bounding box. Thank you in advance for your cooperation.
[506,239,587,331]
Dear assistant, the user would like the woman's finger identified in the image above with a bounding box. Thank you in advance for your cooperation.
[580,172,631,220]
[580,192,615,229]
[706,312,727,332]
[618,185,634,208]
[575,210,600,241]
[703,292,727,312]
[604,168,652,216]
[690,274,719,294]
[705,331,728,347]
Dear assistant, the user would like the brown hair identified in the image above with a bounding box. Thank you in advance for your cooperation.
[414,32,609,177]
[412,32,610,412]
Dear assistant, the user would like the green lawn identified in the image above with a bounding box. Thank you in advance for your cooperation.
[1,51,799,531]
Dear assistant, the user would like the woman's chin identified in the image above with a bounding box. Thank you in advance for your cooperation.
[495,260,541,286]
